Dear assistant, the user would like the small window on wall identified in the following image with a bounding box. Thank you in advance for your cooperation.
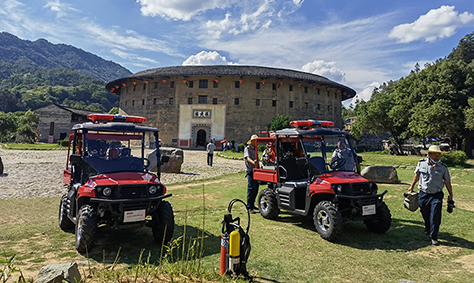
[256,99,260,106]
[143,84,146,90]
[256,82,260,89]
[199,80,208,88]
[317,104,320,110]
[289,85,293,91]
[213,98,218,104]
[272,83,276,90]
[170,81,175,88]
[142,99,145,105]
[327,90,330,97]
[304,86,308,93]
[169,98,174,105]
[199,95,207,104]
[133,85,136,91]
[305,102,308,109]
[154,82,158,89]
[327,105,331,111]
[272,100,276,107]
[317,89,320,95]
[188,98,193,104]
[153,98,156,105]
[213,81,218,88]
[235,98,240,105]
[125,101,128,107]
[132,100,135,106]
[188,81,194,88]
[235,81,240,88]
[289,101,293,108]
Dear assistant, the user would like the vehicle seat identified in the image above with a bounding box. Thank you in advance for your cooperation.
[121,147,131,158]
[107,148,119,160]
[279,158,307,181]
[309,156,327,174]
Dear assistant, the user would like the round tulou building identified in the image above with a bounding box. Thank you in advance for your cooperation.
[106,65,356,148]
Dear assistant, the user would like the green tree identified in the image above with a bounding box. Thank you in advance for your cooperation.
[268,114,292,131]
[448,32,474,64]
[0,111,17,142]
[465,97,474,130]
[15,110,40,143]
[109,107,119,114]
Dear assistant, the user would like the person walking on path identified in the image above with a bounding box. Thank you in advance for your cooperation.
[408,145,454,245]
[206,139,216,166]
[244,134,259,213]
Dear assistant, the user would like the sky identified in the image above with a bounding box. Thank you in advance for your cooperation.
[1,0,474,108]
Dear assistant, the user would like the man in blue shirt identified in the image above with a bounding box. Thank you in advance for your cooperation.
[408,145,454,245]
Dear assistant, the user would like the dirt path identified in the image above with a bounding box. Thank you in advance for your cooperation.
[0,148,244,199]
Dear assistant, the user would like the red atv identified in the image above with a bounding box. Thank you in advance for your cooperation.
[59,114,174,253]
[253,120,391,241]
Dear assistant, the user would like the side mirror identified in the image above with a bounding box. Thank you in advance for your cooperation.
[70,154,82,164]
[161,155,170,164]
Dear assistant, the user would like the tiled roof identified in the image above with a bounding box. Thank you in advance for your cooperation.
[106,65,356,99]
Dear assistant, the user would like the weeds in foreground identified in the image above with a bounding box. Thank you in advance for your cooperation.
[0,255,27,283]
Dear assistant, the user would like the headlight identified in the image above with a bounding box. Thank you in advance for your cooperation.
[336,185,343,193]
[149,185,157,194]
[103,187,112,196]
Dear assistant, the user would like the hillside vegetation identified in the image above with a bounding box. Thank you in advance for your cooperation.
[0,32,132,113]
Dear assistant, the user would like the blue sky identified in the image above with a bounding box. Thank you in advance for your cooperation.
[1,0,474,107]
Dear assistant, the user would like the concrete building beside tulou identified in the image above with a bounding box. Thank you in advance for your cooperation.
[106,65,356,148]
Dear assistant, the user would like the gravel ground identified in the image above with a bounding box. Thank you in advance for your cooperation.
[0,148,244,199]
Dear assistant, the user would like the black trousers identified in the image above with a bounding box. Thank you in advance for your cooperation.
[207,153,213,166]
[418,191,443,240]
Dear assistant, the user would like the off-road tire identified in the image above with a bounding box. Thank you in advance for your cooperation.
[313,201,343,241]
[59,194,74,231]
[364,202,392,233]
[75,205,98,253]
[258,188,280,219]
[151,201,175,245]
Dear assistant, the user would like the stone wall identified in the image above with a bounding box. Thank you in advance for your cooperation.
[33,104,74,142]
[119,76,344,146]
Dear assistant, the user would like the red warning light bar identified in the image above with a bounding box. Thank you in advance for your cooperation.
[87,114,147,123]
[290,120,334,128]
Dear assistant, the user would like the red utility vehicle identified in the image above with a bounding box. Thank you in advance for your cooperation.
[59,114,174,253]
[253,120,391,241]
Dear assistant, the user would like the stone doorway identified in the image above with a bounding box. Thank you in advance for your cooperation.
[196,129,207,147]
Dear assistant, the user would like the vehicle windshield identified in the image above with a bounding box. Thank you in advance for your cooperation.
[302,135,356,173]
[83,131,149,173]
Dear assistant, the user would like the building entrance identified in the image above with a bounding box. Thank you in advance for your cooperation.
[196,129,207,147]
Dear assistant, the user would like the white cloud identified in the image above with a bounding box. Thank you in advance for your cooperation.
[111,49,159,64]
[182,51,236,65]
[301,60,346,83]
[389,5,474,43]
[43,0,79,18]
[137,0,235,21]
[347,82,380,109]
[80,23,182,58]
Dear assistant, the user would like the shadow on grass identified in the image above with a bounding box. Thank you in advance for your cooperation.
[85,224,220,265]
[264,212,474,251]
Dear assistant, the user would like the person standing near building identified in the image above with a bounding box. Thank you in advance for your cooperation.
[207,139,216,166]
[244,134,259,213]
[408,145,454,245]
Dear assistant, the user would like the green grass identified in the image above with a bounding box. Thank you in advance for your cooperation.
[0,143,68,150]
[1,155,474,282]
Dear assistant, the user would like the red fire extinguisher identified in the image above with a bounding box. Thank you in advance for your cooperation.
[220,199,251,279]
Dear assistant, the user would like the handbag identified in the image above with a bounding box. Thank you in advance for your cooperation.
[404,192,419,212]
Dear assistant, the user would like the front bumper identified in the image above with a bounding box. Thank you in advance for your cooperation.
[335,190,387,220]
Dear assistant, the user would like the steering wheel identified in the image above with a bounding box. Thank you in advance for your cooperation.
[130,158,150,171]
[330,157,346,170]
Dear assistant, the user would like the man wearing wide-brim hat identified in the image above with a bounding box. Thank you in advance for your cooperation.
[408,145,454,245]
[244,134,259,213]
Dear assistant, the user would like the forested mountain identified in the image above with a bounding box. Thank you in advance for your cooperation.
[0,32,131,82]
[0,32,134,113]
